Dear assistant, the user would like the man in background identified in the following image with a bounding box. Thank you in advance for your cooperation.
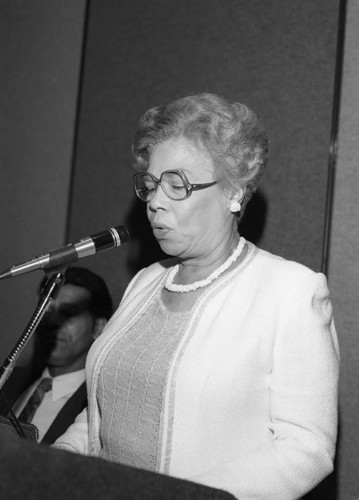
[0,266,113,444]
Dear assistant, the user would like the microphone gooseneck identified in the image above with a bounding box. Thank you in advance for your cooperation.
[0,225,130,280]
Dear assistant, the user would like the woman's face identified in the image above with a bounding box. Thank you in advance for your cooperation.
[146,136,237,263]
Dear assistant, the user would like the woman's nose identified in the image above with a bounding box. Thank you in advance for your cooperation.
[148,183,168,211]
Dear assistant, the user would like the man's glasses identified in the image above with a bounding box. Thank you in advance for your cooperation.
[133,170,217,202]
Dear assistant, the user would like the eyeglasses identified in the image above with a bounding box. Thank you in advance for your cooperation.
[133,170,217,202]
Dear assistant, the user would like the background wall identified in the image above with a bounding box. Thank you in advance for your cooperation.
[328,1,359,498]
[0,1,87,362]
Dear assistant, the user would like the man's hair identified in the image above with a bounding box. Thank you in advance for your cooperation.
[40,267,113,320]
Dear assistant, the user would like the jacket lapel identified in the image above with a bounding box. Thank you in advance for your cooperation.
[42,382,87,444]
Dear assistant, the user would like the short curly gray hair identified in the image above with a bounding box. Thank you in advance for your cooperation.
[132,93,269,218]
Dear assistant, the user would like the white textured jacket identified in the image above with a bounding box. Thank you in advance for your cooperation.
[55,242,339,500]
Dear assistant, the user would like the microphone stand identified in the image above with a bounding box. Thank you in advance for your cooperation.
[0,269,66,438]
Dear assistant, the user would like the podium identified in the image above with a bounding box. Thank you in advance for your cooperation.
[0,425,236,500]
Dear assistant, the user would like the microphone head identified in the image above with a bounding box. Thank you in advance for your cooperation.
[113,225,130,245]
[0,224,131,280]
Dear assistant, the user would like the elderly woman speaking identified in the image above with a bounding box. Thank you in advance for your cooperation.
[55,93,339,499]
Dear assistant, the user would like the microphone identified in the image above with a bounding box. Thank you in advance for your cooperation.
[0,225,130,280]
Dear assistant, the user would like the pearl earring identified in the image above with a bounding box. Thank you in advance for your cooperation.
[230,201,241,213]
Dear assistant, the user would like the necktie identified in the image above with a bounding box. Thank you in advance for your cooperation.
[18,377,53,423]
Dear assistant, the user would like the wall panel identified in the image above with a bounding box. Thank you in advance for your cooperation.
[0,0,87,363]
[329,0,359,498]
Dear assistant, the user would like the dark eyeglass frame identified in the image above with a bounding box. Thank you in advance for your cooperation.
[133,169,217,202]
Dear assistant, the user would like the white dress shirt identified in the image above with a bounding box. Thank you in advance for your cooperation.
[14,368,85,441]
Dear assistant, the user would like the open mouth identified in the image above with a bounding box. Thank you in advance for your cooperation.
[151,220,171,238]
[152,226,170,238]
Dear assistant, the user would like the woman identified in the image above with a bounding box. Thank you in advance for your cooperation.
[55,93,339,499]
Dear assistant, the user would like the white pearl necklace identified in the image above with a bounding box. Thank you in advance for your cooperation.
[164,237,246,293]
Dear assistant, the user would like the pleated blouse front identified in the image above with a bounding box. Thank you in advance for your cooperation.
[96,292,192,470]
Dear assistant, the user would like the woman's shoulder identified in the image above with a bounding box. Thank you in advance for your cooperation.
[239,243,331,315]
[247,241,326,286]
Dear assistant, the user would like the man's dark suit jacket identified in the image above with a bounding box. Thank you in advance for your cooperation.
[0,366,87,444]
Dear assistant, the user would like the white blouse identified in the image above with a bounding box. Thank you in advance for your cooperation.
[97,296,191,469]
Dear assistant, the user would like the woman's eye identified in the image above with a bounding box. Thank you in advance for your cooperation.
[139,187,152,195]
